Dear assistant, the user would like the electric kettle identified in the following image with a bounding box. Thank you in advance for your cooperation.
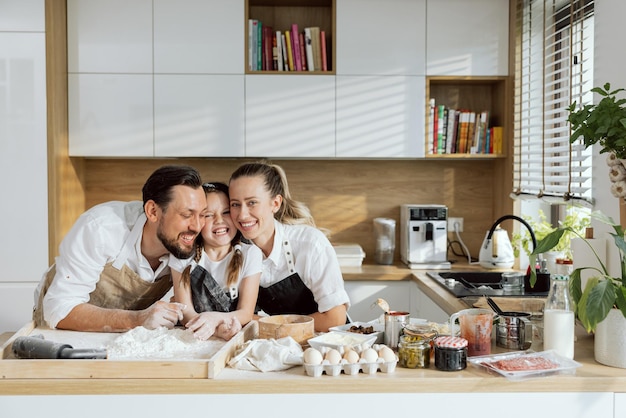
[478,215,537,269]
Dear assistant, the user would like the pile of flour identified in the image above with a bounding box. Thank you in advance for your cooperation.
[106,326,224,360]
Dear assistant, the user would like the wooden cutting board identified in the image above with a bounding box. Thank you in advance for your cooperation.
[0,320,258,379]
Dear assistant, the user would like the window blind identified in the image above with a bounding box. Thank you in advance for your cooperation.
[513,0,595,206]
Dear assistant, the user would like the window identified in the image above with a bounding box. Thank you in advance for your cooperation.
[512,0,595,206]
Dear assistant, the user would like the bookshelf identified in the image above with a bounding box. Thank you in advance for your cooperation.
[425,76,509,158]
[246,0,335,74]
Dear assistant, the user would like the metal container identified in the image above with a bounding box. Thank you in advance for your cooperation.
[500,272,525,292]
[384,311,410,349]
[496,311,533,350]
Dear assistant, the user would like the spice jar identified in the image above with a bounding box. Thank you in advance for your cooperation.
[434,336,468,371]
[398,334,431,369]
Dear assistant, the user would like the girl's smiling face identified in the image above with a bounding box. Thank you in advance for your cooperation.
[201,191,236,249]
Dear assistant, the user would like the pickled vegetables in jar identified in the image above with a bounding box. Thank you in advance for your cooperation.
[398,335,430,369]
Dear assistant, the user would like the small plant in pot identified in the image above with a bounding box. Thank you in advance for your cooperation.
[529,211,626,334]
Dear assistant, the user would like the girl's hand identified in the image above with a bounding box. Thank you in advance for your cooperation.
[185,312,223,340]
[214,317,242,341]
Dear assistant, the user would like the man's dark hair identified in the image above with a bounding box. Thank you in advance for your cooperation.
[142,165,203,211]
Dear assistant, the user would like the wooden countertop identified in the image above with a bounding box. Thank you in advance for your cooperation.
[2,264,623,396]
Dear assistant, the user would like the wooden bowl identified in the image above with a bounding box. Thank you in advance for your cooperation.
[258,314,314,345]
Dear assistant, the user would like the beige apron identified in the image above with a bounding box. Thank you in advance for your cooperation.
[33,214,172,327]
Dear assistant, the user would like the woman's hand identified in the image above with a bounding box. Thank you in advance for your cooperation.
[185,312,224,340]
[214,317,242,341]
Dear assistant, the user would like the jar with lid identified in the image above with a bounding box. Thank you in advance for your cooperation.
[398,334,431,369]
[434,336,468,371]
[543,274,575,359]
[555,258,574,276]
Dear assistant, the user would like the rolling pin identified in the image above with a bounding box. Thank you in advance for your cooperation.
[11,334,107,359]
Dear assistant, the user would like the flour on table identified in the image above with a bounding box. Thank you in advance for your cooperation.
[106,326,224,360]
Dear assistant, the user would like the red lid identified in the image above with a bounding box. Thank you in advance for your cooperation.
[434,336,468,348]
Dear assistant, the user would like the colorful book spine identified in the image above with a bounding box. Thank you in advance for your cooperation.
[280,33,289,71]
[275,31,283,71]
[249,19,258,71]
[291,24,302,71]
[437,105,446,154]
[304,27,315,71]
[298,32,307,71]
[320,30,327,71]
[257,20,263,72]
[428,98,436,154]
[284,30,294,71]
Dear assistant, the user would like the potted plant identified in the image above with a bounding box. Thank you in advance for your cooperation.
[529,211,626,368]
[512,209,590,261]
[567,82,626,159]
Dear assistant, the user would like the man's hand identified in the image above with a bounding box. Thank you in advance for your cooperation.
[139,301,185,329]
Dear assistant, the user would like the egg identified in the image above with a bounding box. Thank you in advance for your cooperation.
[361,347,379,363]
[325,348,342,365]
[378,346,396,362]
[343,349,360,364]
[303,347,323,365]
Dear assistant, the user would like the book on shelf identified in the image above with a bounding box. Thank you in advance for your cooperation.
[428,98,435,154]
[445,108,457,154]
[320,30,327,71]
[275,30,284,71]
[436,105,446,154]
[310,27,322,71]
[262,25,273,70]
[285,30,295,71]
[298,32,307,71]
[291,24,302,71]
[491,126,503,154]
[257,20,263,71]
[249,19,258,71]
[304,27,315,71]
[280,33,289,71]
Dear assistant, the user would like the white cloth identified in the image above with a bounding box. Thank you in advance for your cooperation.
[169,243,262,295]
[228,336,303,372]
[35,201,170,328]
[262,220,350,313]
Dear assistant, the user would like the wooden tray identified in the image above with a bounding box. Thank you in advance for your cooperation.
[0,320,258,379]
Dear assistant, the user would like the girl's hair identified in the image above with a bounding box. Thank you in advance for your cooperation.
[180,182,244,291]
[229,161,315,227]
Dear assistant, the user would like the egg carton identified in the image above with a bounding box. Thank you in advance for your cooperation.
[303,343,398,377]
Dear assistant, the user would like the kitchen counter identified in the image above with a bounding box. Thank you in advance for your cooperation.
[1,264,623,418]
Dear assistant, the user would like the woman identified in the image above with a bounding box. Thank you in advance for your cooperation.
[228,162,350,332]
[170,182,262,340]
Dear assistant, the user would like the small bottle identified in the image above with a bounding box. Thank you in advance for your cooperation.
[543,274,575,359]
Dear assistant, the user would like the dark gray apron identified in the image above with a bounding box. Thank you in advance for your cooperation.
[189,265,238,313]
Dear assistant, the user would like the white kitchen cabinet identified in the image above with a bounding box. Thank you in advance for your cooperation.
[426,0,509,76]
[153,0,243,74]
[245,75,335,157]
[336,75,425,158]
[616,393,626,418]
[154,75,245,157]
[344,281,417,322]
[68,74,154,157]
[0,1,48,334]
[336,0,426,76]
[67,0,152,74]
[410,281,449,323]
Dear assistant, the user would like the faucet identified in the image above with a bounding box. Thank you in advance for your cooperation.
[484,214,537,251]
[478,214,537,269]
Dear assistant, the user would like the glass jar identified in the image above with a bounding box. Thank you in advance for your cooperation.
[398,335,431,369]
[543,274,575,359]
[434,336,468,371]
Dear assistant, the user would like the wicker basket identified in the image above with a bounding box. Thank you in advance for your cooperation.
[258,315,314,345]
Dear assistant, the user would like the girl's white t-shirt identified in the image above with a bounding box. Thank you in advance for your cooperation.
[169,243,262,292]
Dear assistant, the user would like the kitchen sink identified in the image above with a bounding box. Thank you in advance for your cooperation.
[427,271,548,298]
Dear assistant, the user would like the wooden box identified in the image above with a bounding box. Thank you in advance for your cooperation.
[0,320,258,379]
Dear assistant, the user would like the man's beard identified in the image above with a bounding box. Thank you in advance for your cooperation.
[157,228,195,259]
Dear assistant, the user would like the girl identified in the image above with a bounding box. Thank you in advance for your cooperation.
[228,162,350,332]
[170,182,262,340]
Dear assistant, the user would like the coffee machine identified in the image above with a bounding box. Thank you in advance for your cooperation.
[400,204,450,269]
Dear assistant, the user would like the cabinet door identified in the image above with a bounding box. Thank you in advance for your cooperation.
[68,74,154,157]
[245,75,335,157]
[344,281,416,322]
[337,0,426,75]
[67,0,152,73]
[336,75,425,158]
[154,75,245,157]
[426,0,509,76]
[0,0,44,31]
[153,0,244,74]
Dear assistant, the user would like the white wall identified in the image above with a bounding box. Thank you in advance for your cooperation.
[591,0,625,277]
[0,0,48,332]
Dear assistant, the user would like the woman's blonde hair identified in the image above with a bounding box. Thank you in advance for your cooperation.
[229,161,315,227]
[180,182,243,291]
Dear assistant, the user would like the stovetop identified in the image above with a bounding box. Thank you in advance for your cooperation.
[426,271,549,298]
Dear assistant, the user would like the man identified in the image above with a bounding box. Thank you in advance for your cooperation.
[34,165,208,332]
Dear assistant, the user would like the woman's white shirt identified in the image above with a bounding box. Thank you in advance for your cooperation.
[262,219,350,313]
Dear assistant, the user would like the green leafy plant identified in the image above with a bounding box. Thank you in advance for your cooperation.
[567,82,626,159]
[530,211,626,332]
[512,209,590,259]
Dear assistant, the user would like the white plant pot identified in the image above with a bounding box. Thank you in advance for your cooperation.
[594,308,626,369]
